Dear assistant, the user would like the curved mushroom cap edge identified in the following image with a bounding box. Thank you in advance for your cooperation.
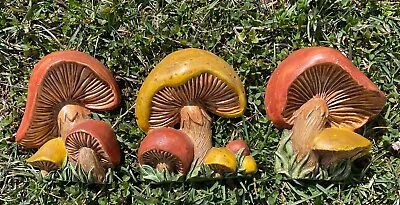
[16,50,121,148]
[135,48,246,133]
[265,47,386,129]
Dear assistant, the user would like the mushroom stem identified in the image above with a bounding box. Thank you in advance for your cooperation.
[156,162,170,172]
[290,97,329,167]
[57,104,91,140]
[77,147,105,183]
[180,105,212,164]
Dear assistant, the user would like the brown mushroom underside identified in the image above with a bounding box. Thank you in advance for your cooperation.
[29,161,58,171]
[141,150,183,173]
[283,63,385,129]
[149,73,242,162]
[283,63,386,166]
[65,131,113,168]
[21,62,117,147]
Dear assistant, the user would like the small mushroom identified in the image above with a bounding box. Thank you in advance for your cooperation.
[16,50,121,148]
[264,47,386,166]
[241,155,258,174]
[311,128,371,167]
[27,138,67,175]
[64,120,120,183]
[138,127,194,174]
[204,147,237,174]
[136,48,246,162]
[226,139,250,156]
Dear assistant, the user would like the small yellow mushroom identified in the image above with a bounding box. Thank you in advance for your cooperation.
[204,147,237,174]
[27,138,67,174]
[312,127,371,167]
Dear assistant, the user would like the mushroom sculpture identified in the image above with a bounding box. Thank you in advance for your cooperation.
[136,48,246,163]
[16,50,121,181]
[138,127,194,174]
[27,138,67,176]
[265,47,386,179]
[65,120,120,183]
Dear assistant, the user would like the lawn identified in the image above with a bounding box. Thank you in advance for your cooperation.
[1,0,400,204]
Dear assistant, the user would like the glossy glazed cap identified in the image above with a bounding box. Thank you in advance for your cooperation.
[312,127,371,166]
[204,147,237,173]
[138,127,194,174]
[16,50,121,148]
[65,119,121,168]
[265,47,386,130]
[135,48,246,133]
[27,138,67,171]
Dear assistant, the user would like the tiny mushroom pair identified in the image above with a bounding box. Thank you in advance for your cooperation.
[265,47,386,179]
[17,51,121,182]
[136,48,248,175]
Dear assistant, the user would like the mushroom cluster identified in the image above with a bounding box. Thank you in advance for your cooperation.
[136,48,249,176]
[265,47,386,179]
[204,139,257,176]
[17,51,121,183]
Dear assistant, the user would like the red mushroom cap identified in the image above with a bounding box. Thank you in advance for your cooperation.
[265,47,386,129]
[65,119,121,168]
[16,50,121,148]
[226,140,250,156]
[138,127,194,174]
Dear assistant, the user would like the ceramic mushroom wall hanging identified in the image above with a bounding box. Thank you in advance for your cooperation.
[265,47,386,180]
[136,48,257,182]
[17,50,121,183]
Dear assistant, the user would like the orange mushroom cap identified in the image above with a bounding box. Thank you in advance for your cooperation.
[16,50,121,148]
[265,47,386,130]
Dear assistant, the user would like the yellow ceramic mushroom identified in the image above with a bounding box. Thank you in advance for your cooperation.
[204,147,237,174]
[312,127,371,167]
[136,48,246,162]
[241,155,258,174]
[27,138,67,175]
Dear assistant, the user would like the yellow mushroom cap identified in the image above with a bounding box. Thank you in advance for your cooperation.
[241,155,258,174]
[27,138,67,171]
[204,147,237,173]
[136,48,247,133]
[312,128,371,166]
[312,128,371,152]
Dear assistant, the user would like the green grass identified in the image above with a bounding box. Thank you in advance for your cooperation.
[1,0,399,204]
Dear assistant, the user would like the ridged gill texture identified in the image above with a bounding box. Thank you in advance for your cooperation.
[141,150,183,173]
[65,131,112,168]
[29,161,58,171]
[149,73,240,128]
[282,63,385,130]
[21,62,115,147]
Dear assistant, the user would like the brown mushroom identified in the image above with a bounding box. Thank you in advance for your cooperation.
[16,50,120,148]
[138,127,194,174]
[65,119,120,183]
[136,48,246,163]
[265,47,386,166]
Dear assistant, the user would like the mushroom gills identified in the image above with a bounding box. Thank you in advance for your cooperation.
[65,131,112,168]
[282,63,387,130]
[28,161,58,171]
[150,72,241,128]
[141,150,183,173]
